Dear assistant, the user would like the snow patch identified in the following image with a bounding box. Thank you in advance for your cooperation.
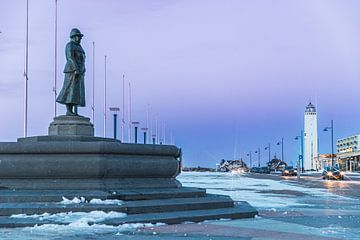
[26,222,165,235]
[11,211,126,224]
[60,197,86,204]
[59,197,123,205]
[89,198,123,205]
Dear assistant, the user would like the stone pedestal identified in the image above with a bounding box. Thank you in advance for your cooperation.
[48,115,94,136]
[0,114,257,226]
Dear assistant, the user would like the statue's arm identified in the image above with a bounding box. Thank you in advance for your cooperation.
[65,43,79,73]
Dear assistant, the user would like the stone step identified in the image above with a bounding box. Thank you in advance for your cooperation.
[0,187,206,203]
[0,190,109,203]
[0,194,233,216]
[101,201,257,225]
[0,202,257,228]
[123,194,233,214]
[112,187,206,200]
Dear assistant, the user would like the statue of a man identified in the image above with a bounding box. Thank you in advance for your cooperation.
[56,28,86,116]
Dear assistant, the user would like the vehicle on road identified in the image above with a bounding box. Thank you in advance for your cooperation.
[322,167,345,180]
[282,166,297,176]
[250,167,260,173]
[259,167,270,174]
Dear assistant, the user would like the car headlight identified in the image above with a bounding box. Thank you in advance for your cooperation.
[284,170,289,173]
[340,171,345,175]
[327,172,333,176]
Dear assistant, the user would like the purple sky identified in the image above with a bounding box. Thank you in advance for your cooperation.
[1,0,360,167]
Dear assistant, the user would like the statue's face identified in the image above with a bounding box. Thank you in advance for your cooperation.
[73,35,82,43]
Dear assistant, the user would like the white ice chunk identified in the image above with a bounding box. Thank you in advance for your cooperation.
[60,197,86,204]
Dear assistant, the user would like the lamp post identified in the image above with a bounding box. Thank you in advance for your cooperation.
[264,143,271,166]
[152,134,156,145]
[132,121,140,144]
[109,107,120,140]
[141,127,148,144]
[247,151,252,168]
[276,137,284,162]
[324,120,334,167]
[254,148,260,167]
[295,130,304,178]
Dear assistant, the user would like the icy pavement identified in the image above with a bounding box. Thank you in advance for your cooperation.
[178,172,355,208]
[1,172,360,239]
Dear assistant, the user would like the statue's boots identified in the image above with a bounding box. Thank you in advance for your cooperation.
[66,105,77,116]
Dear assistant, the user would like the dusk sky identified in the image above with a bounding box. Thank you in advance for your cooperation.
[1,0,360,167]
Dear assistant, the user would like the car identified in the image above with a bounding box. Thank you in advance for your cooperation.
[250,167,260,173]
[282,166,297,176]
[259,167,270,174]
[322,167,345,180]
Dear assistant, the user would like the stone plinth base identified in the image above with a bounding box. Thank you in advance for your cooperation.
[48,115,94,136]
[0,141,181,183]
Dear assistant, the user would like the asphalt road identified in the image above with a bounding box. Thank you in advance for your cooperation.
[245,172,360,199]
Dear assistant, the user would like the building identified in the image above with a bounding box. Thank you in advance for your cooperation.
[267,155,287,171]
[335,134,360,172]
[337,134,360,153]
[313,154,336,170]
[216,159,248,172]
[336,151,360,172]
[304,102,318,170]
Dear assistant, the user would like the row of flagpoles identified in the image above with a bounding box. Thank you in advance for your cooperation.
[22,0,174,145]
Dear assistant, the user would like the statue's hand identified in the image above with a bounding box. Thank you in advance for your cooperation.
[74,70,80,76]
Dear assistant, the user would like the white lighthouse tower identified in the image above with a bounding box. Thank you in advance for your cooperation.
[304,102,318,171]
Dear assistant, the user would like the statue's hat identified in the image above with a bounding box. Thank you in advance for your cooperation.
[70,28,83,38]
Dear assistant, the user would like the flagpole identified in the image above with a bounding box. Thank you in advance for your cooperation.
[163,123,166,144]
[103,55,107,137]
[148,106,152,144]
[147,104,150,143]
[92,41,95,125]
[156,114,159,144]
[53,0,58,117]
[24,0,29,137]
[128,81,132,143]
[122,74,125,142]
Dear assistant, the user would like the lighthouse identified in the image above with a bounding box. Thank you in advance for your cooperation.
[304,102,318,170]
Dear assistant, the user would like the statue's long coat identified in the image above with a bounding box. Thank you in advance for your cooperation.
[56,40,86,106]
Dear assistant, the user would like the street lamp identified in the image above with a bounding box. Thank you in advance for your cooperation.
[324,120,334,167]
[132,121,140,144]
[141,127,148,144]
[264,143,271,166]
[295,130,304,178]
[254,148,260,167]
[276,137,284,162]
[109,107,120,140]
[247,151,252,168]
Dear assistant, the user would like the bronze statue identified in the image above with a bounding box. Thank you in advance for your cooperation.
[56,28,86,116]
